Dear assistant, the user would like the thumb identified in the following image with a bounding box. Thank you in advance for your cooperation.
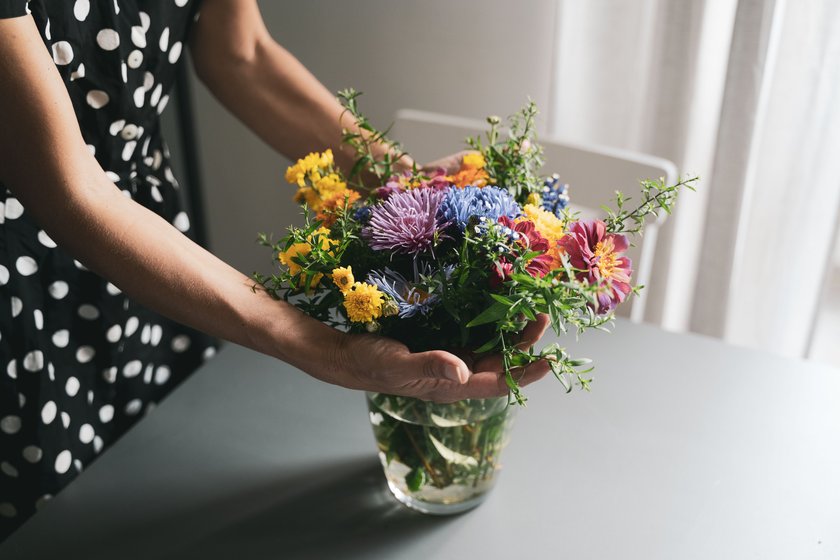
[404,350,471,384]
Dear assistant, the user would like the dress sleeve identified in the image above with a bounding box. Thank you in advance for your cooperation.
[0,1,29,18]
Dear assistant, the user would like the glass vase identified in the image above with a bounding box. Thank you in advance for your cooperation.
[366,392,515,515]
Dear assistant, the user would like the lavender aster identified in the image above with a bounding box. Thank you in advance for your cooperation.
[363,188,447,254]
[367,268,441,318]
[438,186,522,232]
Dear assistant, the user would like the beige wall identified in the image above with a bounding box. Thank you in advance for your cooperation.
[184,0,556,275]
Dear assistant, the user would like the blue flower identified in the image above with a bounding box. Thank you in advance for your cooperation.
[353,206,372,224]
[366,267,446,318]
[541,174,570,217]
[438,186,521,232]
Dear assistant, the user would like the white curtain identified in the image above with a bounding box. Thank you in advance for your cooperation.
[549,0,840,357]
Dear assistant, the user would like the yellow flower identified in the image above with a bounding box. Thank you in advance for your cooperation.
[461,152,486,169]
[522,204,567,269]
[331,266,355,294]
[278,242,311,276]
[343,282,384,323]
[308,227,336,252]
[526,192,542,206]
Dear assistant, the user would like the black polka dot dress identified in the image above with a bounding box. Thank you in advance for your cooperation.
[0,0,216,538]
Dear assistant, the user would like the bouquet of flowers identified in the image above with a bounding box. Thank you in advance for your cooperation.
[257,89,695,513]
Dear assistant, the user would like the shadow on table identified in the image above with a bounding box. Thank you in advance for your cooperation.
[142,456,462,559]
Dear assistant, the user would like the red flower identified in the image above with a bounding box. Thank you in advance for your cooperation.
[490,217,554,287]
[559,220,632,313]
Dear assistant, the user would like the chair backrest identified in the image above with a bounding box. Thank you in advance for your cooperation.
[390,109,678,321]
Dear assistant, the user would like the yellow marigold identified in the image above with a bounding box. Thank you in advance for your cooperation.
[461,152,486,169]
[450,167,489,188]
[522,204,567,269]
[331,266,355,294]
[316,188,361,226]
[278,242,311,276]
[343,282,384,323]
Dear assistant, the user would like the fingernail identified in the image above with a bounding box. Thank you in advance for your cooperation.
[445,364,464,383]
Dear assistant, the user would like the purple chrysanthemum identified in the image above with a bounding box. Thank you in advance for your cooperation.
[363,188,448,254]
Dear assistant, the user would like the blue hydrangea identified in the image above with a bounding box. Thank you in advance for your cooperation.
[438,186,521,232]
[541,174,570,217]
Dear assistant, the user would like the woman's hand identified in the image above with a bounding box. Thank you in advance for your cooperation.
[320,314,551,403]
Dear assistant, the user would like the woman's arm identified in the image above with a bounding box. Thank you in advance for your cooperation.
[0,15,548,401]
[190,0,403,176]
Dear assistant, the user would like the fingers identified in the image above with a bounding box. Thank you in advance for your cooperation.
[518,313,550,349]
[404,349,470,384]
[427,359,552,403]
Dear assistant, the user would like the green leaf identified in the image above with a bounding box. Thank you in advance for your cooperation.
[466,301,509,328]
[473,334,502,354]
[489,293,515,306]
[406,467,426,492]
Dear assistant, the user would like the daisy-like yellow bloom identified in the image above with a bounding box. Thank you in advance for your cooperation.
[331,266,355,294]
[461,152,486,169]
[278,242,312,276]
[343,282,384,323]
[285,149,336,187]
[308,227,337,252]
[521,203,567,269]
[450,152,489,188]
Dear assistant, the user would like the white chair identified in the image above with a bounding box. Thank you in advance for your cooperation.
[390,109,678,322]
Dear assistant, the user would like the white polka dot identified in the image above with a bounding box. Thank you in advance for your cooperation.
[0,503,16,518]
[48,280,69,300]
[36,230,57,249]
[168,41,182,64]
[130,25,147,48]
[35,495,52,511]
[16,256,38,276]
[48,362,55,381]
[99,404,114,423]
[70,62,86,81]
[5,197,23,219]
[23,445,43,463]
[127,49,144,68]
[0,416,21,434]
[79,424,94,444]
[65,376,80,397]
[151,185,163,202]
[157,94,170,114]
[121,61,128,83]
[10,297,22,318]
[175,0,188,7]
[45,18,51,40]
[102,366,117,383]
[6,360,17,379]
[109,119,126,136]
[78,304,99,320]
[96,29,120,51]
[159,27,170,51]
[87,390,94,404]
[172,335,191,353]
[55,450,72,474]
[133,86,145,108]
[113,0,119,14]
[141,324,151,344]
[33,309,43,330]
[103,325,121,344]
[139,11,150,30]
[23,350,44,372]
[143,71,155,91]
[105,171,120,183]
[73,0,90,21]
[149,83,163,107]
[125,316,139,336]
[86,89,110,109]
[74,259,88,271]
[203,346,217,360]
[0,264,8,285]
[93,436,104,453]
[143,363,154,383]
[150,325,163,346]
[76,346,95,363]
[173,212,190,233]
[41,401,57,424]
[61,411,70,428]
[74,459,83,472]
[123,360,142,378]
[1,462,18,478]
[51,41,74,65]
[125,399,142,416]
[154,365,171,385]
[106,282,122,295]
[17,393,24,408]
[52,329,69,348]
[122,140,137,161]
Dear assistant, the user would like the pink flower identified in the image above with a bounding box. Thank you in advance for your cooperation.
[559,220,632,313]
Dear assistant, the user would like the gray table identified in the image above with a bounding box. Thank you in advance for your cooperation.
[3,320,840,559]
